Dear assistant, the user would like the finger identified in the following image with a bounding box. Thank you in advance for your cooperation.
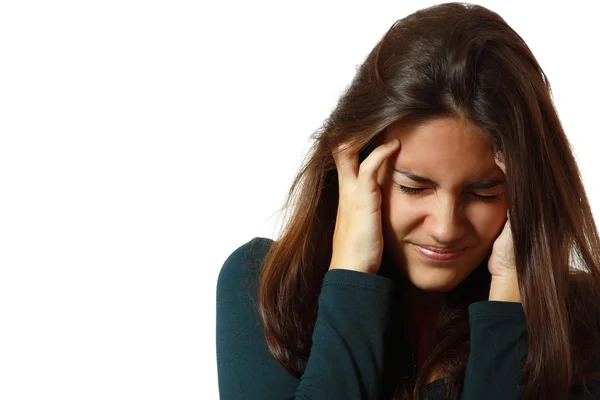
[357,139,400,189]
[495,153,509,219]
[332,142,359,181]
[495,152,506,175]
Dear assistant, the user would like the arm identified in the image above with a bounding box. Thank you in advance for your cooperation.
[216,238,394,400]
[460,300,528,400]
[462,279,600,399]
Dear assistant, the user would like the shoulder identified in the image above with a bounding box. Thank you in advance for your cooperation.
[216,236,275,298]
[216,237,299,396]
[218,236,275,282]
[216,237,275,344]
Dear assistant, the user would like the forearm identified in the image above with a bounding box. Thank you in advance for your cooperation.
[295,269,394,399]
[461,301,528,399]
[489,272,521,303]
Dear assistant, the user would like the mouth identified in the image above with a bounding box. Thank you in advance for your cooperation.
[410,243,466,262]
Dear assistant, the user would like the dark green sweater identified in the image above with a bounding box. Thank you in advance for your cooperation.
[216,237,600,399]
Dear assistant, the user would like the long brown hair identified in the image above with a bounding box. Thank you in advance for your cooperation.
[257,2,600,399]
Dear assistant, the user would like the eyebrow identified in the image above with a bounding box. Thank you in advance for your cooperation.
[392,168,505,190]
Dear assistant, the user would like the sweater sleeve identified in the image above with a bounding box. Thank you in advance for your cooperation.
[460,301,528,399]
[216,237,395,400]
[461,301,600,399]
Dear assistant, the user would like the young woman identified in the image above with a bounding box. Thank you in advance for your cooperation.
[216,3,600,399]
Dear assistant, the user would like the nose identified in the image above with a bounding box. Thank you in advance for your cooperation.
[425,196,465,245]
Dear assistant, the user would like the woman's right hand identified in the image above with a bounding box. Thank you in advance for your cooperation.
[329,138,400,274]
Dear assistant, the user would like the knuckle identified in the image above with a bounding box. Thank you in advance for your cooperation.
[358,159,373,176]
[358,156,369,171]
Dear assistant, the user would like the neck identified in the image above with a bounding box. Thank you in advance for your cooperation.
[380,251,447,323]
[403,278,447,324]
[401,278,447,362]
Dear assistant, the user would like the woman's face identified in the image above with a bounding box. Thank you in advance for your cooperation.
[376,117,508,292]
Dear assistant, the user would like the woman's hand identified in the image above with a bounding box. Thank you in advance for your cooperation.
[329,138,400,275]
[487,153,521,302]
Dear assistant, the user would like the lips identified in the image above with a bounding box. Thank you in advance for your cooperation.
[410,243,465,261]
[414,244,464,253]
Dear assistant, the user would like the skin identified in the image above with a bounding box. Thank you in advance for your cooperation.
[374,116,509,376]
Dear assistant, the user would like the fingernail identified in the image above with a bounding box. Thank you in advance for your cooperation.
[387,139,397,147]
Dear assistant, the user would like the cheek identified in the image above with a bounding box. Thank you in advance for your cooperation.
[382,191,507,240]
[381,191,419,232]
[466,203,507,240]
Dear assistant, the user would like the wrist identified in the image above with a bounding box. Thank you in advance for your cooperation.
[489,274,521,303]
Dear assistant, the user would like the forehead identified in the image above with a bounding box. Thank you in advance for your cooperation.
[385,117,497,177]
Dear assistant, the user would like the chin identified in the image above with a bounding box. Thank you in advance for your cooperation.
[406,273,460,292]
[397,243,489,291]
[400,259,471,292]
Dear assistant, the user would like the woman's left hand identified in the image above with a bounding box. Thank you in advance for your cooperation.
[487,153,518,279]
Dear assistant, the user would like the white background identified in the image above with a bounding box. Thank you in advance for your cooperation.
[0,1,598,399]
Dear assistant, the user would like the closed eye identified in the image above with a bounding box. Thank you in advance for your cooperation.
[395,185,500,202]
